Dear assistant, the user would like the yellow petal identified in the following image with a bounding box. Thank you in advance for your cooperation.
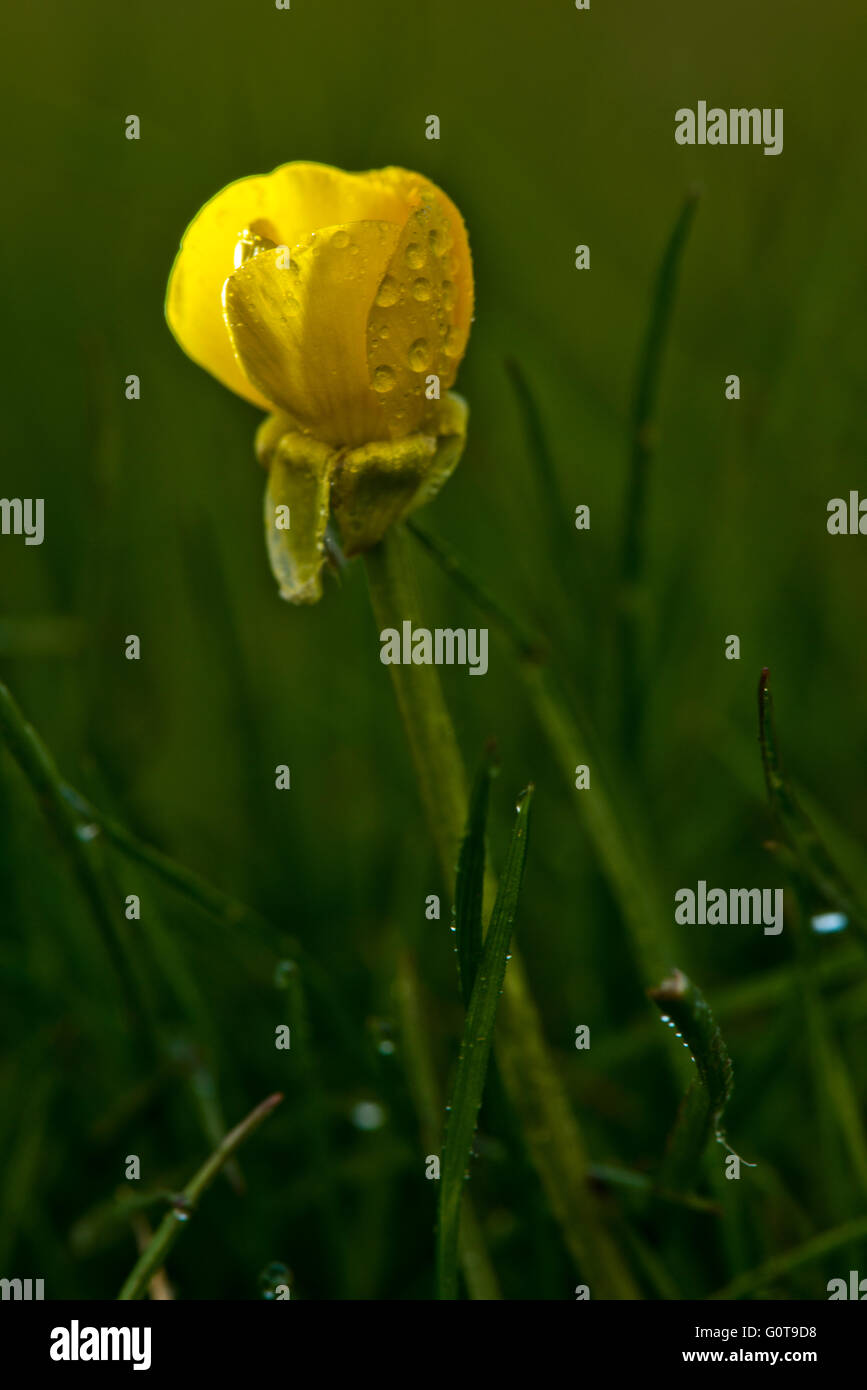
[224,221,404,447]
[166,162,432,409]
[365,190,473,438]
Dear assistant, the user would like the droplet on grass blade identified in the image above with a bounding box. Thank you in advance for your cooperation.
[810,911,848,934]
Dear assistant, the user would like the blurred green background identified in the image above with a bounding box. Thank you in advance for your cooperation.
[2,0,866,1299]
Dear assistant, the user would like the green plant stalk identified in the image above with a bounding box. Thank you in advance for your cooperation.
[278,964,349,1294]
[406,521,673,989]
[117,1092,283,1300]
[618,190,699,757]
[788,889,867,1203]
[394,950,501,1299]
[437,786,533,1299]
[364,525,638,1298]
[59,781,368,1082]
[0,680,151,1036]
[522,662,672,984]
[454,745,498,1006]
[710,1214,867,1301]
[758,667,867,946]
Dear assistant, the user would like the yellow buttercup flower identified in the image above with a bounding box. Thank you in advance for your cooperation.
[166,162,473,602]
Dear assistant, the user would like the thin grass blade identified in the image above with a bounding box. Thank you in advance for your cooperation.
[436,785,533,1299]
[453,743,499,1006]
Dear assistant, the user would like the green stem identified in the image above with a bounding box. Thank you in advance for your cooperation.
[709,1214,867,1300]
[618,191,699,758]
[0,680,151,1036]
[364,526,638,1299]
[394,950,501,1299]
[117,1092,283,1300]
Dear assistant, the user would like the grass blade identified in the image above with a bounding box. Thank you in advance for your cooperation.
[453,744,499,1006]
[618,190,700,755]
[758,667,867,945]
[393,951,501,1299]
[0,680,150,1035]
[406,518,545,663]
[710,1215,867,1300]
[648,969,741,1186]
[117,1092,283,1300]
[436,785,533,1300]
[406,523,674,985]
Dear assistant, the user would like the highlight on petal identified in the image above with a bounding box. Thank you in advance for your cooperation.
[259,423,337,605]
[224,222,402,448]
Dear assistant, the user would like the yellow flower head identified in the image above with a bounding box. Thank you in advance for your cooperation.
[166,162,473,602]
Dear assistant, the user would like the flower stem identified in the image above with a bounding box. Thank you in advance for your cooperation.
[364,526,638,1298]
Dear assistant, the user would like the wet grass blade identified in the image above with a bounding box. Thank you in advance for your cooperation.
[436,785,533,1300]
[758,667,867,946]
[0,680,151,1037]
[117,1092,283,1300]
[618,190,700,756]
[648,969,741,1187]
[710,1214,867,1300]
[393,951,501,1300]
[406,523,674,986]
[453,744,499,1006]
[407,518,545,663]
[504,357,568,529]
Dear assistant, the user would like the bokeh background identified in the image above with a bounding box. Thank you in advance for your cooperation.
[1,0,866,1299]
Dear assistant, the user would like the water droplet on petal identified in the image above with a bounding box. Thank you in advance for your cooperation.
[412,277,432,301]
[375,275,399,307]
[408,338,430,372]
[441,280,456,310]
[331,229,351,249]
[372,365,396,394]
[443,326,462,357]
[405,242,426,269]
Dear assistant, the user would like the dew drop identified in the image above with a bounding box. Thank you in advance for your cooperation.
[351,1101,386,1131]
[810,911,848,934]
[408,338,430,372]
[274,960,297,988]
[372,365,396,394]
[429,226,449,257]
[412,277,432,302]
[405,242,426,269]
[375,275,399,307]
[331,229,351,249]
[441,280,456,310]
[443,325,461,357]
